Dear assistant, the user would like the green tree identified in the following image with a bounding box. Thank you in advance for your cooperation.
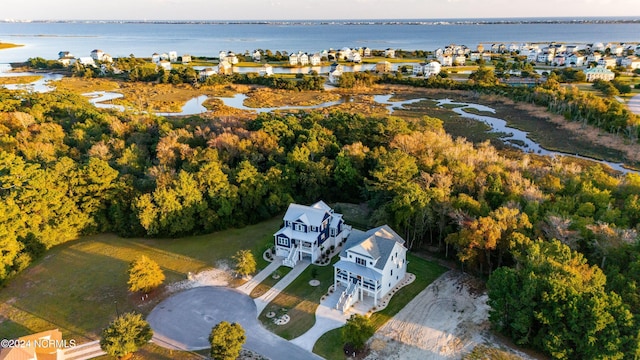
[209,321,246,360]
[233,250,256,278]
[100,312,153,360]
[342,314,375,351]
[127,255,165,293]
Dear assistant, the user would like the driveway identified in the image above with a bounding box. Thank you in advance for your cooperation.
[147,286,323,360]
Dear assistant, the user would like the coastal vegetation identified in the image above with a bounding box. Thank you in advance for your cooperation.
[3,51,640,358]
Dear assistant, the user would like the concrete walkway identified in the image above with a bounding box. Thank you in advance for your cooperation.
[62,340,106,360]
[236,256,283,296]
[254,260,310,314]
[629,93,640,115]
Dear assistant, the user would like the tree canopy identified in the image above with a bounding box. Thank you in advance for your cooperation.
[100,312,153,359]
[127,255,165,293]
[209,321,246,360]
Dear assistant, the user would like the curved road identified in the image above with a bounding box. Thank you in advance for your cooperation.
[147,286,323,360]
[629,93,640,115]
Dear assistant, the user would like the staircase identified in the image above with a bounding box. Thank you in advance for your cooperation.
[283,245,299,268]
[336,280,359,313]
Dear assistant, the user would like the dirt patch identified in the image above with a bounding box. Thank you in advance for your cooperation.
[166,261,233,293]
[364,271,535,360]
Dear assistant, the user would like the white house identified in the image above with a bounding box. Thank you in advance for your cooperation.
[437,54,453,67]
[58,51,73,59]
[199,67,217,80]
[252,50,261,62]
[412,63,424,76]
[384,48,396,58]
[362,47,372,57]
[219,51,227,62]
[587,53,603,64]
[453,55,466,66]
[90,49,104,61]
[260,63,273,76]
[469,52,481,61]
[58,56,76,66]
[598,57,617,68]
[584,66,615,82]
[349,51,362,63]
[309,53,322,66]
[333,225,408,312]
[621,56,640,70]
[566,53,586,67]
[168,51,178,62]
[274,201,350,267]
[158,60,172,71]
[423,61,441,77]
[78,57,96,67]
[289,53,299,66]
[181,54,192,64]
[151,53,161,64]
[298,53,309,66]
[218,61,233,75]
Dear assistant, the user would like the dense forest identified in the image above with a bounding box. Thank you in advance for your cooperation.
[2,65,640,358]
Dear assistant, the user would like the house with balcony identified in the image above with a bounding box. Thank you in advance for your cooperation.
[585,66,615,82]
[274,201,350,267]
[309,53,322,66]
[333,225,407,312]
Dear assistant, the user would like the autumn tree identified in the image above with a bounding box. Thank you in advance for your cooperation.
[233,250,256,278]
[100,312,153,360]
[209,321,246,360]
[127,255,165,293]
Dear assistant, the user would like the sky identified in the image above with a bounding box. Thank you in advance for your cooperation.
[3,0,640,20]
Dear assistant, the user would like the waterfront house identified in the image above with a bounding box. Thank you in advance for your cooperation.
[218,51,227,62]
[58,51,73,59]
[384,48,396,58]
[218,61,232,75]
[333,225,407,312]
[298,53,309,66]
[412,63,425,76]
[376,61,393,73]
[536,52,553,64]
[469,51,481,62]
[169,51,178,62]
[252,50,261,62]
[424,61,442,77]
[199,67,217,80]
[181,54,192,64]
[362,47,371,57]
[329,65,343,84]
[453,55,466,66]
[226,52,239,65]
[260,63,273,76]
[309,53,322,66]
[289,53,299,66]
[151,53,161,64]
[584,66,615,82]
[566,53,586,67]
[621,56,640,70]
[159,52,169,61]
[274,201,350,267]
[349,51,362,63]
[552,54,566,66]
[481,52,493,62]
[90,49,104,61]
[587,53,602,64]
[58,56,76,67]
[158,60,172,71]
[78,57,96,67]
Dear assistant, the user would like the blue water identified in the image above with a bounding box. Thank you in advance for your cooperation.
[0,19,639,63]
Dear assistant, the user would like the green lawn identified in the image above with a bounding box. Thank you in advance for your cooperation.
[258,259,337,340]
[313,253,446,359]
[0,217,280,343]
[250,266,293,298]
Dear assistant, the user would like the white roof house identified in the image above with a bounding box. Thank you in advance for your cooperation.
[275,201,350,267]
[585,66,615,82]
[310,53,322,66]
[78,57,96,67]
[260,63,273,76]
[298,53,309,66]
[90,49,104,61]
[333,225,408,312]
[252,50,261,62]
[169,51,178,62]
[384,48,396,58]
[424,61,441,77]
[289,53,299,66]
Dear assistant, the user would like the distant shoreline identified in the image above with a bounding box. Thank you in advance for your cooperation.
[2,18,640,26]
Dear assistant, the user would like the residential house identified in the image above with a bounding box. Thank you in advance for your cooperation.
[159,52,169,61]
[298,53,309,66]
[260,63,273,76]
[252,50,261,62]
[375,61,393,73]
[226,52,239,65]
[469,51,481,62]
[274,201,350,267]
[158,60,172,71]
[181,54,192,64]
[566,53,586,67]
[327,50,337,62]
[508,43,519,53]
[333,225,408,312]
[199,67,217,80]
[552,54,566,66]
[434,48,444,58]
[423,61,442,77]
[598,57,617,69]
[151,53,161,64]
[328,63,344,84]
[635,45,640,56]
[586,53,602,64]
[362,47,372,57]
[339,47,352,61]
[384,48,396,58]
[349,51,362,63]
[621,56,640,70]
[289,53,299,66]
[453,55,466,66]
[0,329,66,360]
[309,53,322,66]
[436,54,453,67]
[78,57,96,67]
[536,52,553,63]
[412,63,425,76]
[584,66,615,82]
[101,53,113,63]
[609,44,624,56]
[168,51,178,62]
[57,51,73,59]
[58,56,76,66]
[90,49,104,61]
[218,51,227,62]
[218,61,233,75]
[481,52,493,63]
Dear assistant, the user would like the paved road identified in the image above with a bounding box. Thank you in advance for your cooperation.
[629,93,640,115]
[147,286,323,360]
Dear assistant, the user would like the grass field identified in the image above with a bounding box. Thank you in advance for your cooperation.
[0,76,42,85]
[250,266,293,298]
[258,259,337,340]
[0,217,280,343]
[312,253,446,359]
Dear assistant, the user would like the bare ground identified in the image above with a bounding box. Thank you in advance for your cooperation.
[364,271,537,360]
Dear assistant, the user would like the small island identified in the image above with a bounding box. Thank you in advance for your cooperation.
[0,42,23,50]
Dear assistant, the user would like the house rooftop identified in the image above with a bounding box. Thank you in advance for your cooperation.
[283,202,332,226]
[340,225,405,270]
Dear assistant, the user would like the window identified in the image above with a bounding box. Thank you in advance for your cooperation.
[391,269,393,276]
[356,257,366,266]
[277,237,288,246]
